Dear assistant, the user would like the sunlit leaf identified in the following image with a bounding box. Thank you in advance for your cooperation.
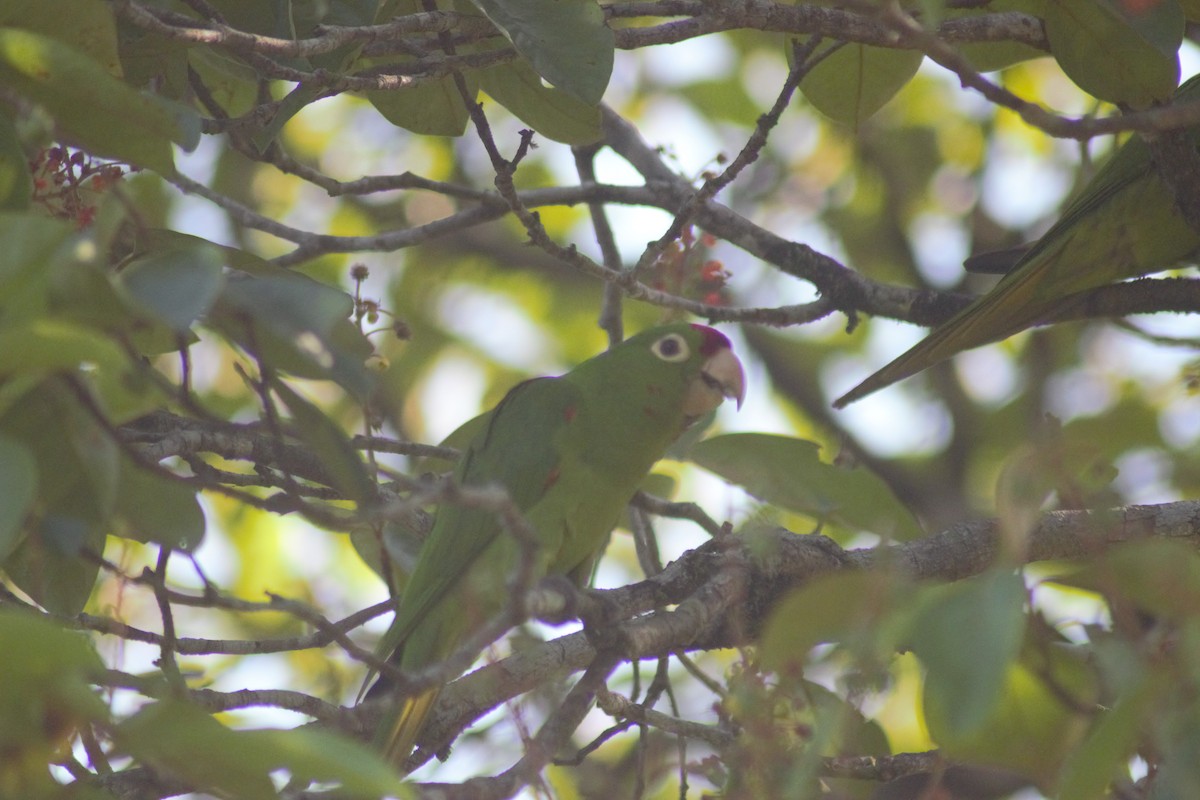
[911,569,1026,739]
[0,0,123,75]
[1043,0,1182,107]
[690,433,923,539]
[0,319,127,377]
[798,42,923,127]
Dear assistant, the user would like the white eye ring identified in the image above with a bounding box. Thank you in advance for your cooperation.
[651,333,690,362]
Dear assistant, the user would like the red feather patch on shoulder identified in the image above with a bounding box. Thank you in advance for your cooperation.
[690,324,731,357]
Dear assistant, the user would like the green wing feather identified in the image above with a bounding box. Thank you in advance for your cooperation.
[835,75,1200,407]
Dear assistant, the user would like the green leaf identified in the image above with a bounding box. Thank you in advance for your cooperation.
[0,609,108,754]
[118,701,413,799]
[1058,672,1164,800]
[1051,538,1200,622]
[210,272,373,397]
[1043,0,1182,107]
[690,433,923,539]
[798,42,923,127]
[244,728,413,798]
[367,69,477,137]
[268,375,376,504]
[468,0,613,105]
[117,701,278,800]
[0,28,198,174]
[932,644,1095,782]
[760,570,910,672]
[113,455,205,551]
[0,0,122,75]
[950,0,1046,72]
[0,319,127,378]
[187,46,261,119]
[0,212,80,323]
[0,109,30,210]
[117,241,225,333]
[0,381,117,614]
[479,57,601,144]
[911,569,1026,739]
[5,513,104,614]
[0,434,36,560]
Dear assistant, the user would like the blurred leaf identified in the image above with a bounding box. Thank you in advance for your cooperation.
[118,700,412,799]
[0,434,35,560]
[186,46,260,118]
[1052,539,1200,621]
[798,43,923,127]
[117,700,279,800]
[1042,0,1182,107]
[117,241,225,333]
[5,513,104,615]
[479,57,602,144]
[760,570,910,672]
[995,421,1118,549]
[932,638,1094,781]
[690,433,923,539]
[116,21,191,102]
[0,0,122,75]
[0,29,199,174]
[0,381,116,614]
[0,319,127,377]
[469,0,613,105]
[1058,672,1164,800]
[911,569,1026,739]
[244,728,413,798]
[0,212,80,323]
[678,78,761,125]
[112,454,206,551]
[0,609,108,762]
[268,375,377,504]
[0,109,30,210]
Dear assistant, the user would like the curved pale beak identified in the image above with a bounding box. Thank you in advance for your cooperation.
[683,347,746,417]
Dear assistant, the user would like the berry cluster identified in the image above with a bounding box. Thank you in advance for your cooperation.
[30,147,130,228]
[648,226,731,306]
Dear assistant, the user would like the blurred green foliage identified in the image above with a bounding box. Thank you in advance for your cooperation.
[0,0,1198,798]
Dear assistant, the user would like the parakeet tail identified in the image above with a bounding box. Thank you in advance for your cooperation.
[378,687,441,769]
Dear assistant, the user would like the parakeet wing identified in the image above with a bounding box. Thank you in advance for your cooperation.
[834,75,1200,407]
[365,376,579,684]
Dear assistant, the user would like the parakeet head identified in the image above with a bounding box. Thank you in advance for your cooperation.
[576,323,745,430]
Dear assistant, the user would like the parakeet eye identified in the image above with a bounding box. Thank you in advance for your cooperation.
[651,333,690,362]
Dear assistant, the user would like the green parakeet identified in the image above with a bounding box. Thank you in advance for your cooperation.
[834,74,1200,408]
[363,323,745,767]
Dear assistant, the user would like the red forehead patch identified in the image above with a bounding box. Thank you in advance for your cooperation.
[690,324,731,357]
